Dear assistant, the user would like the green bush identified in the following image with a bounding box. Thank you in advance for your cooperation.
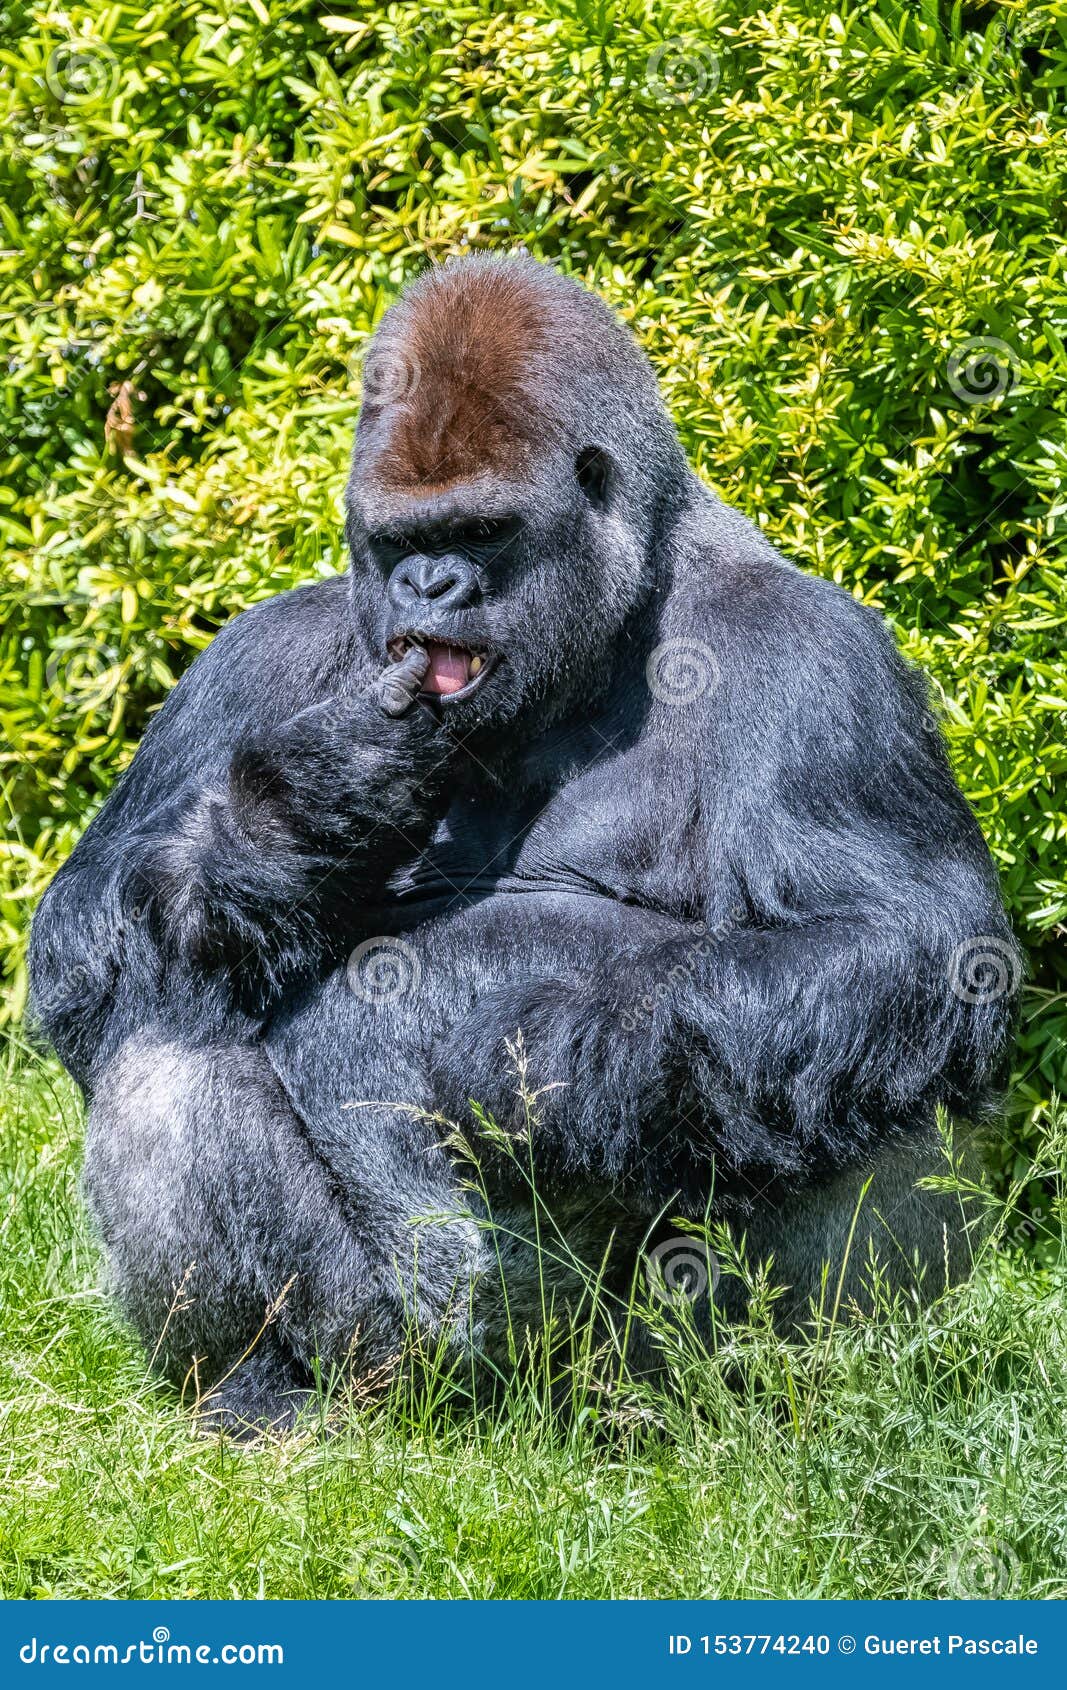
[2,0,1064,1178]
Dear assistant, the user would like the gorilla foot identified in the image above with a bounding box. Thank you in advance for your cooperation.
[194,1348,317,1442]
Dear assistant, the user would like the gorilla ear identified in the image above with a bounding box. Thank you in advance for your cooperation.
[575,444,612,509]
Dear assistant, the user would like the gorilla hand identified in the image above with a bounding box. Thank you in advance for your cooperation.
[373,645,431,719]
[143,648,456,1010]
[431,975,710,1206]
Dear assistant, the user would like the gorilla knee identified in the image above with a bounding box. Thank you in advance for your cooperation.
[85,1031,489,1396]
[84,1034,211,1264]
[83,1033,274,1378]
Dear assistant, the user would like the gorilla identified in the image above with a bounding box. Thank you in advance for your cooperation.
[30,252,1019,1429]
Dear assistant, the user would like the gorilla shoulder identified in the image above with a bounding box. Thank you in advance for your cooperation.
[664,503,925,748]
[160,575,366,731]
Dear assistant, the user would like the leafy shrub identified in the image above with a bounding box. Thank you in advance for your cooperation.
[1,0,1064,1181]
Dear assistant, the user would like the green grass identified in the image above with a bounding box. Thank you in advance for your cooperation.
[1,1037,1065,1601]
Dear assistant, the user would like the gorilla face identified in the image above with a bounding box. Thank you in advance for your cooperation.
[344,254,681,741]
[347,452,629,735]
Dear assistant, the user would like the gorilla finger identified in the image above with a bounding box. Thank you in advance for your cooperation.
[375,647,430,717]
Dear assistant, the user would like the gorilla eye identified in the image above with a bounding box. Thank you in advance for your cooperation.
[367,531,407,567]
[447,517,522,555]
[575,445,611,508]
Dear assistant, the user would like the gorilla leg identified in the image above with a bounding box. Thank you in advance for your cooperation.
[714,1131,980,1331]
[84,1031,485,1427]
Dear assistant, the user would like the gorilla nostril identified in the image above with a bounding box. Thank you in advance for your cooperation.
[422,570,459,600]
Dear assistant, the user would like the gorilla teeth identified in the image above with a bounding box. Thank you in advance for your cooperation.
[388,633,490,683]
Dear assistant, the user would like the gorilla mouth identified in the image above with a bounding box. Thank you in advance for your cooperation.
[386,633,498,701]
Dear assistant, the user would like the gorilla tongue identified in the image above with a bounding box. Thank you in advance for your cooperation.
[420,643,471,696]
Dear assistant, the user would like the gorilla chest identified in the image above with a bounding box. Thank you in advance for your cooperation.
[386,784,626,907]
[334,767,692,1025]
[267,755,693,1111]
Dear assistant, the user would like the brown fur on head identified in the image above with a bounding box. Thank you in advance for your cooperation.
[344,253,689,738]
[357,257,561,493]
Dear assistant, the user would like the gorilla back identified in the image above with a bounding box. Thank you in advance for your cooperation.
[29,253,1019,1430]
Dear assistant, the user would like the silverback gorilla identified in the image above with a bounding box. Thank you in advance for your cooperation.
[30,253,1019,1430]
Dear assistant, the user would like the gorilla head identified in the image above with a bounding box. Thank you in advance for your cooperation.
[345,254,688,736]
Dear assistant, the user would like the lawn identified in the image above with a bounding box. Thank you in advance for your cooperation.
[2,1038,1064,1601]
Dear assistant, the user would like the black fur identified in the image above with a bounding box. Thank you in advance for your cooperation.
[29,254,1019,1427]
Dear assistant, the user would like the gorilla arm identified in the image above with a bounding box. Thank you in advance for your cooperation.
[433,569,1020,1211]
[148,644,442,987]
[29,585,451,1087]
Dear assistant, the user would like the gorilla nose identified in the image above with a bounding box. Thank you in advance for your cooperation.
[387,555,480,612]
